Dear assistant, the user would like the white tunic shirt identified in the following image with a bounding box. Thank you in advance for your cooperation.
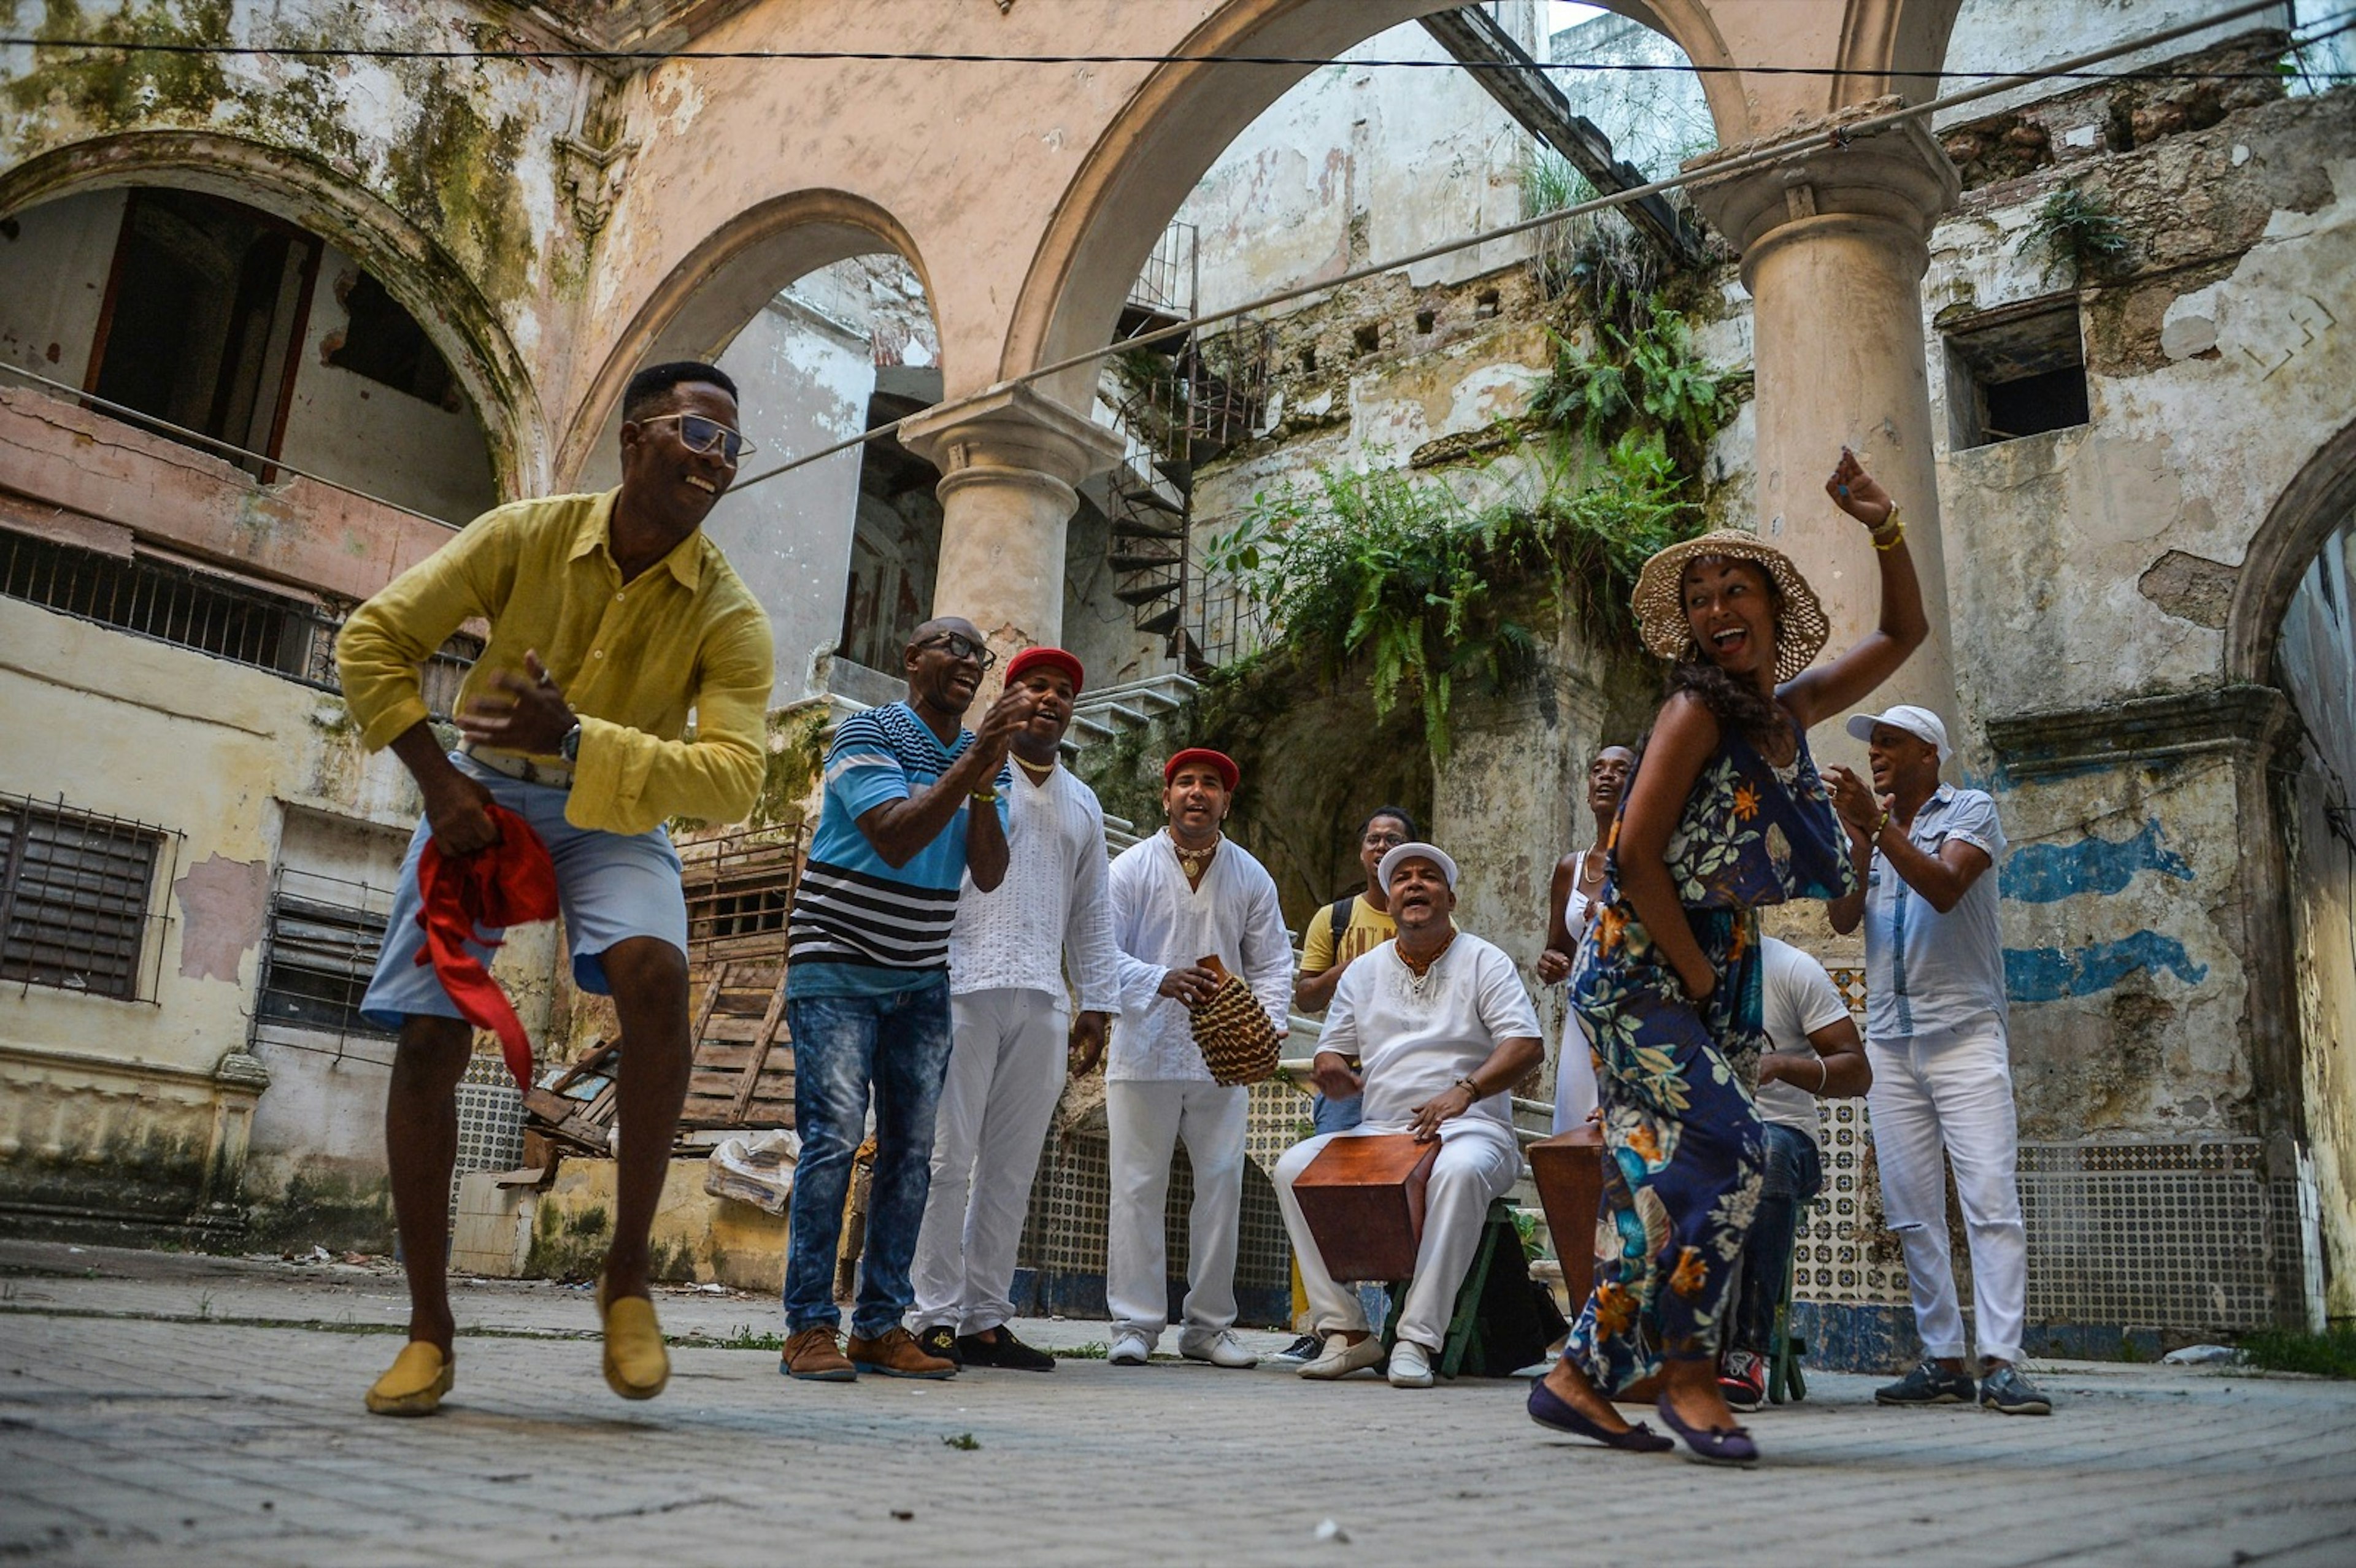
[1317,931,1542,1131]
[949,761,1121,1013]
[1106,831,1293,1082]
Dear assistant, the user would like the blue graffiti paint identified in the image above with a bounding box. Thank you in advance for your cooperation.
[2004,819,2192,904]
[2004,931,2209,1002]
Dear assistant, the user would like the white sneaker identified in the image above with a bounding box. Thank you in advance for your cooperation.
[1299,1333,1387,1381]
[1179,1330,1257,1369]
[1107,1331,1152,1366]
[1388,1339,1435,1388]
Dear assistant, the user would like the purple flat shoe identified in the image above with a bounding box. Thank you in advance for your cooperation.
[1656,1395,1760,1466]
[1527,1378,1674,1453]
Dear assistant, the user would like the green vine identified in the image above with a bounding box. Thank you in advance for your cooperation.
[1199,291,1740,763]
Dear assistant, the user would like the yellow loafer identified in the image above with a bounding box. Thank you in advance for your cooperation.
[596,1280,670,1401]
[364,1341,453,1417]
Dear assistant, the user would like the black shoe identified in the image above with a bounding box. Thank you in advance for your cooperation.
[1979,1365,2052,1415]
[915,1325,963,1367]
[958,1325,1056,1372]
[1875,1359,1976,1406]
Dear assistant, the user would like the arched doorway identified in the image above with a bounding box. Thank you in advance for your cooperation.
[2230,420,2356,1328]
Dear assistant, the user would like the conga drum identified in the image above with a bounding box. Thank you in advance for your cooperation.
[1526,1123,1607,1305]
[1290,1133,1439,1282]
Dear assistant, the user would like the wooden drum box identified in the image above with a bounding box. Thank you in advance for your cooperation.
[1291,1133,1440,1282]
[1527,1123,1607,1306]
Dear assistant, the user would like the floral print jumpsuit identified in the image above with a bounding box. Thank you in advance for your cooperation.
[1565,717,1854,1392]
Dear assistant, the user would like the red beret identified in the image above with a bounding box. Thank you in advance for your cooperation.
[1164,747,1239,791]
[1004,645,1085,694]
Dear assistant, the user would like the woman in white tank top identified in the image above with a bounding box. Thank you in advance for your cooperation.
[1539,745,1637,1132]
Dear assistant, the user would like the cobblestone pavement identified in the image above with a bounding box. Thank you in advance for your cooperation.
[3,1242,2354,1567]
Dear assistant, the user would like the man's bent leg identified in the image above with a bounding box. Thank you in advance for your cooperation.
[1731,1124,1820,1355]
[783,995,882,1335]
[1393,1125,1519,1352]
[385,1016,475,1351]
[599,937,693,1301]
[909,990,1000,1335]
[1271,1133,1363,1335]
[853,979,955,1340]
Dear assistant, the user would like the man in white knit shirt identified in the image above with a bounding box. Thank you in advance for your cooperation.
[1272,843,1542,1388]
[908,647,1120,1372]
[1104,747,1293,1369]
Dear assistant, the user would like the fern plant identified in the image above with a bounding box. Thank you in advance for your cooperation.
[2022,186,2133,282]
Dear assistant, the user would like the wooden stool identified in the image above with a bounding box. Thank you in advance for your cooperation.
[1375,1200,1563,1378]
[1767,1197,1814,1405]
[1291,1133,1439,1283]
[1526,1123,1607,1306]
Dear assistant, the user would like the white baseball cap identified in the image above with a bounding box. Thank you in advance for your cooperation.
[1377,841,1458,893]
[1845,704,1951,761]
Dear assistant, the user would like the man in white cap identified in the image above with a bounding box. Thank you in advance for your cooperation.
[1827,705,2050,1416]
[1271,842,1542,1388]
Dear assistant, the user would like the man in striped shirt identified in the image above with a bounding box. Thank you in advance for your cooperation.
[779,618,1030,1383]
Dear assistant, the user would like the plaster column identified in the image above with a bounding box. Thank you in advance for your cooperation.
[1690,103,1965,732]
[899,385,1124,666]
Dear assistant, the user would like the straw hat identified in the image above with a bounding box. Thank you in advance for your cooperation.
[1630,530,1831,685]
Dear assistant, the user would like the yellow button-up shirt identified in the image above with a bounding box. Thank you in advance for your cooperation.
[336,490,774,836]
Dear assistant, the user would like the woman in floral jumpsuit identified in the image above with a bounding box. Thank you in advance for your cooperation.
[1530,450,1927,1465]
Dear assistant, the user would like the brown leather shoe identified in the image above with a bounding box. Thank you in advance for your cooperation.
[780,1326,857,1382]
[847,1325,957,1380]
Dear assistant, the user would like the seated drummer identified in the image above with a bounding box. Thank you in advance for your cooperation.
[1271,842,1543,1388]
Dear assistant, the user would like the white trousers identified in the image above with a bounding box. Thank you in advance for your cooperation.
[1105,1078,1248,1342]
[909,987,1068,1335]
[1866,1013,2028,1365]
[1274,1118,1520,1353]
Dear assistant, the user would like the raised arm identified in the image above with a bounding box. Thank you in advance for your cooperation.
[1780,449,1928,730]
[853,686,1033,874]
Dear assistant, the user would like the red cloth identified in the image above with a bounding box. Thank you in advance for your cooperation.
[412,803,560,1091]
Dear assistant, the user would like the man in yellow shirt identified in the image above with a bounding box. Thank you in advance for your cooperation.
[336,361,774,1418]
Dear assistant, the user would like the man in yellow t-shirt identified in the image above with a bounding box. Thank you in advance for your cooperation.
[1293,805,1419,1133]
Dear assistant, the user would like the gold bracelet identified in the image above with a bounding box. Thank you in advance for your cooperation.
[969,787,999,805]
[1869,505,1906,551]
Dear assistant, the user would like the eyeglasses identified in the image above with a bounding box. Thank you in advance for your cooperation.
[1363,831,1408,849]
[915,632,997,672]
[639,412,754,463]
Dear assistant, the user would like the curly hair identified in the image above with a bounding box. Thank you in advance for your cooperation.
[1663,555,1787,742]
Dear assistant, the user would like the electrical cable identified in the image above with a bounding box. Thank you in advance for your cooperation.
[4,13,2352,79]
[722,0,2300,498]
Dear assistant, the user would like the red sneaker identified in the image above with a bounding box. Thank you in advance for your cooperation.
[1719,1348,1766,1412]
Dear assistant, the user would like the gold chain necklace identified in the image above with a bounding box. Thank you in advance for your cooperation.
[1015,753,1057,784]
[1171,833,1219,886]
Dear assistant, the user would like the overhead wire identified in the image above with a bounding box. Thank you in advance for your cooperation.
[721,0,2307,498]
[3,6,2353,78]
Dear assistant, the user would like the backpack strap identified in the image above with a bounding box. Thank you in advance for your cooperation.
[1328,895,1353,948]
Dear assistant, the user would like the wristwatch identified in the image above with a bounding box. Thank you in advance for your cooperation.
[558,720,583,763]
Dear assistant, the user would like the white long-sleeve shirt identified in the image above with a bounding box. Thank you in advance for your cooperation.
[1105,831,1293,1082]
[948,762,1121,1013]
[1317,932,1541,1130]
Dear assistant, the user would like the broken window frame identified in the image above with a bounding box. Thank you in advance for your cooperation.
[0,796,179,1004]
[681,829,806,979]
[252,865,398,1051]
[83,186,325,484]
[1942,294,2092,450]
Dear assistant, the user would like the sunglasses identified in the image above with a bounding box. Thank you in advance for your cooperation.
[639,412,754,463]
[915,632,997,672]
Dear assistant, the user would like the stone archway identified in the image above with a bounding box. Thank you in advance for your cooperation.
[553,189,933,486]
[0,129,542,498]
[2225,418,2356,686]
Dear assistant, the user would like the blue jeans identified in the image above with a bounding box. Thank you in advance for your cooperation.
[1731,1122,1823,1355]
[1311,1092,1364,1135]
[783,980,955,1339]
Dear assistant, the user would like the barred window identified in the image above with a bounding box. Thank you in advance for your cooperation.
[682,832,804,974]
[255,868,395,1039]
[1,525,479,718]
[0,799,171,1002]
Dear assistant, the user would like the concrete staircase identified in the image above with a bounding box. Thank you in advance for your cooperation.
[1063,671,1198,748]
